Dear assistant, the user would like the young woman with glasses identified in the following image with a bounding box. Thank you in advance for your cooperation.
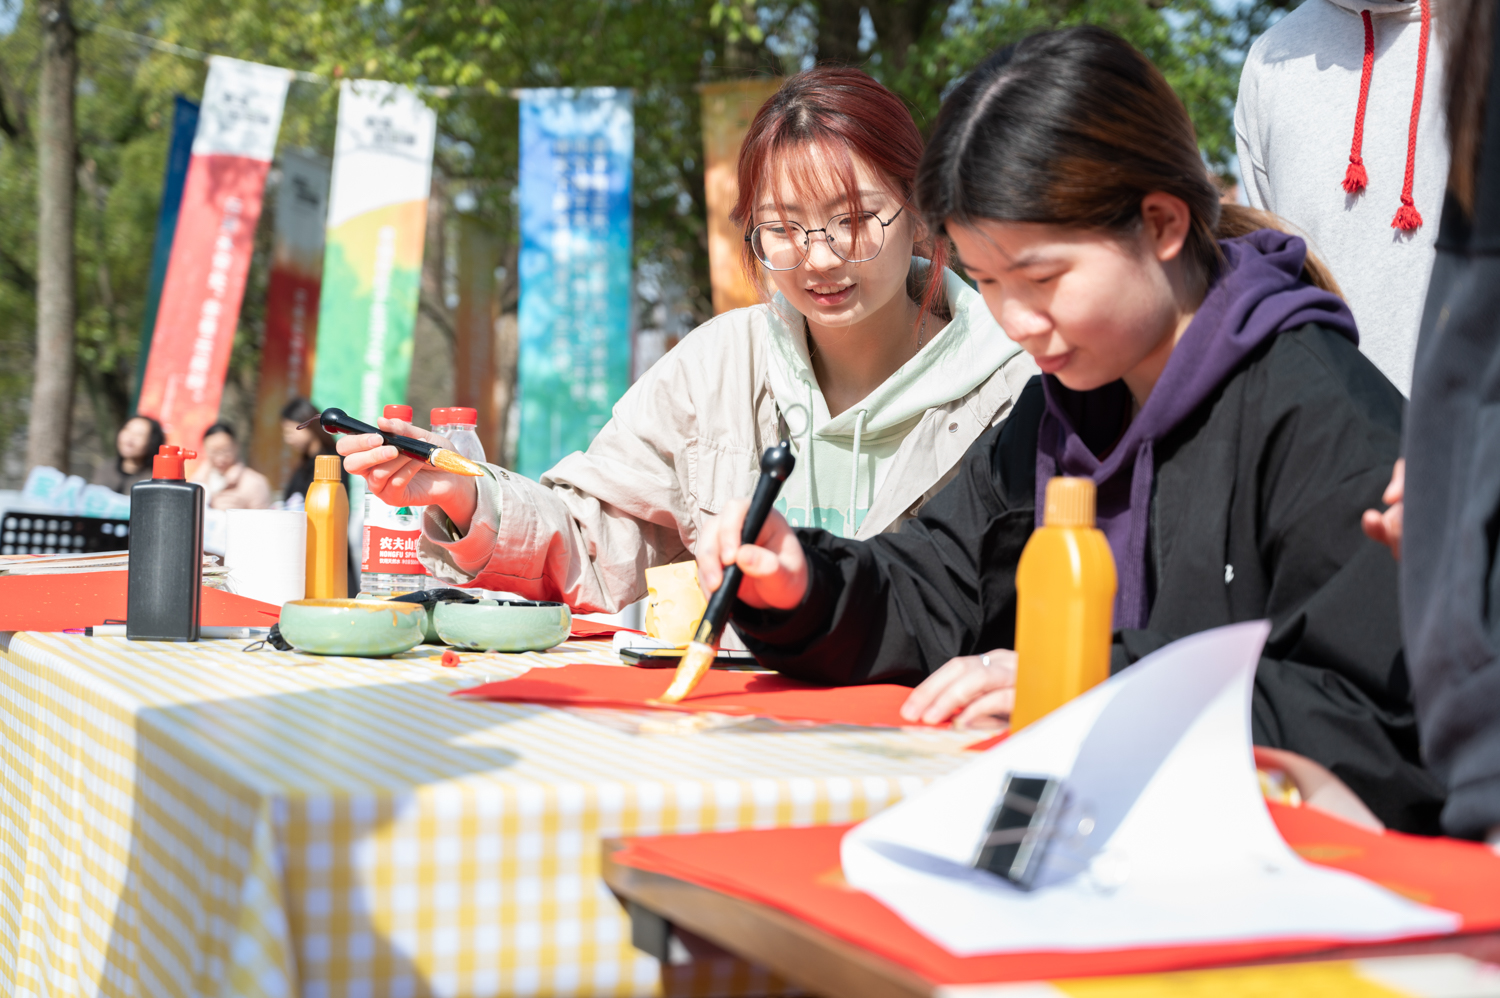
[335,67,1036,617]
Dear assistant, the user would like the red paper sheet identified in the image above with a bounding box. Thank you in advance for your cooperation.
[0,571,281,631]
[569,619,643,639]
[613,804,1500,984]
[453,662,921,727]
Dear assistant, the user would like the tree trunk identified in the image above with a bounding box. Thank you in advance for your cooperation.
[27,0,77,473]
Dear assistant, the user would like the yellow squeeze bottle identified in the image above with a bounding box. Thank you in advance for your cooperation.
[305,454,349,599]
[1010,477,1118,731]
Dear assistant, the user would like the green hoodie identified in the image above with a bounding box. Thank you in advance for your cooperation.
[766,262,1023,537]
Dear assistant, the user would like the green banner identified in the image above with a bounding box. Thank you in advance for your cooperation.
[310,81,436,423]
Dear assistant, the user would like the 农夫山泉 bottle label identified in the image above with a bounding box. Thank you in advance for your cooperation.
[362,525,424,574]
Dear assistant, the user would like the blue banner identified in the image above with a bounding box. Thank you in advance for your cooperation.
[517,88,634,479]
[132,94,199,410]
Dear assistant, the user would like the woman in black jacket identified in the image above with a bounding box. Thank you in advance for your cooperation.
[698,27,1446,834]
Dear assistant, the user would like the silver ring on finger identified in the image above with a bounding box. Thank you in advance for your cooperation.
[981,654,991,669]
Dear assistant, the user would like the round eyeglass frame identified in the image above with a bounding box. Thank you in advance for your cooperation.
[745,206,906,271]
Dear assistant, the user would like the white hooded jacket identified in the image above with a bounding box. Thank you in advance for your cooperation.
[418,262,1038,612]
[1235,0,1447,394]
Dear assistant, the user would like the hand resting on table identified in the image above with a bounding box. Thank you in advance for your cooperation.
[335,417,480,533]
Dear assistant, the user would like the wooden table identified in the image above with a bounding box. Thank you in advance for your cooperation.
[602,838,1500,998]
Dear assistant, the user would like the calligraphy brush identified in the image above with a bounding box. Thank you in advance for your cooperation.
[655,440,796,704]
[299,407,485,477]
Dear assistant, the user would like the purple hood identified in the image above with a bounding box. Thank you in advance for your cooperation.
[1035,228,1359,629]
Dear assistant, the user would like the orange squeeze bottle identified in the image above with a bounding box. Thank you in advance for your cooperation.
[1010,477,1117,731]
[305,454,349,599]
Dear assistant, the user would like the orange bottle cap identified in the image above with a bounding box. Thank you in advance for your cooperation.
[430,407,477,426]
[1044,477,1096,528]
[314,454,343,481]
[384,404,413,421]
[151,445,197,480]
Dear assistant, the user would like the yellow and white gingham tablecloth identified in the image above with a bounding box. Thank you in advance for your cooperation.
[0,631,979,998]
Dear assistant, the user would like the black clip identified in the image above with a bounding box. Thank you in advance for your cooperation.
[973,772,1067,891]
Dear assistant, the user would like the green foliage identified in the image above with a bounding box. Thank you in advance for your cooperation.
[0,0,1286,478]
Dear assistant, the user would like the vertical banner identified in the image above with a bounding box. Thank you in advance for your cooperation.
[699,78,781,314]
[517,88,634,480]
[249,149,330,483]
[455,215,500,458]
[132,94,199,410]
[137,58,291,453]
[310,80,437,426]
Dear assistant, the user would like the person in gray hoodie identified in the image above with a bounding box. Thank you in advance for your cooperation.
[1236,0,1446,394]
[335,68,1036,614]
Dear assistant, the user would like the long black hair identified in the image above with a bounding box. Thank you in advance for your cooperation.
[916,27,1338,294]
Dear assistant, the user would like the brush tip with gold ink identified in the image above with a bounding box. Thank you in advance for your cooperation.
[431,449,484,476]
[654,641,717,704]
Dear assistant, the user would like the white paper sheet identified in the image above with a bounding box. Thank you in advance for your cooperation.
[841,621,1459,955]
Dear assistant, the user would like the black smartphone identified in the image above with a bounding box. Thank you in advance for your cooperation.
[619,648,759,668]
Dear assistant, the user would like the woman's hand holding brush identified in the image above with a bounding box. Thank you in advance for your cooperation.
[696,498,809,611]
[336,417,481,532]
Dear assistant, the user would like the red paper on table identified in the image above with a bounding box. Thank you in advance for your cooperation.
[613,803,1500,985]
[0,571,281,631]
[453,662,920,727]
[569,618,644,640]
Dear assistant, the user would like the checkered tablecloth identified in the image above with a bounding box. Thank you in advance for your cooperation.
[0,631,978,998]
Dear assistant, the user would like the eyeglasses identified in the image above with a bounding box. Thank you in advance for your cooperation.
[746,206,905,271]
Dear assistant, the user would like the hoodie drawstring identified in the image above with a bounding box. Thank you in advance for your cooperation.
[1343,10,1375,195]
[803,381,816,521]
[847,409,867,538]
[1341,0,1432,233]
[1393,0,1432,233]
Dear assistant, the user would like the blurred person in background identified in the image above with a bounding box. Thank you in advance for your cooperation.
[1236,0,1446,394]
[91,415,165,494]
[280,397,340,510]
[192,422,271,510]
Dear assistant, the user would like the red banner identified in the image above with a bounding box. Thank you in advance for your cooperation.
[249,150,329,483]
[137,58,290,456]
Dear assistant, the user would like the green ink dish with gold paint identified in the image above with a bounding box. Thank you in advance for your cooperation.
[278,598,427,657]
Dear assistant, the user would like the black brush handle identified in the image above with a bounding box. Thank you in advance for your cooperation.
[696,439,796,642]
[319,407,440,463]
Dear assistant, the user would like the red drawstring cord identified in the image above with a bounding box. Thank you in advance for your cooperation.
[1392,0,1431,232]
[1343,10,1375,195]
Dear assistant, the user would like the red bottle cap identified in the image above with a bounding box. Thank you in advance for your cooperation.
[384,404,414,422]
[430,407,478,426]
[152,445,197,480]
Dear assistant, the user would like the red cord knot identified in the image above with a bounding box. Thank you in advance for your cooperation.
[1392,195,1423,233]
[441,649,461,668]
[1343,157,1369,195]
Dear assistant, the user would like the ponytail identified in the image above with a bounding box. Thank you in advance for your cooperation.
[1217,204,1344,297]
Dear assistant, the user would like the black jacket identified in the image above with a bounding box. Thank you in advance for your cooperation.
[735,324,1446,834]
[1401,18,1500,840]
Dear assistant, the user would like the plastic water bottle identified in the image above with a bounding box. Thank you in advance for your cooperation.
[430,407,487,464]
[1010,477,1118,731]
[361,404,428,597]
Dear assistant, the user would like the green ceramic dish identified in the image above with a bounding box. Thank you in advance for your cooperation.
[279,599,426,657]
[433,599,572,652]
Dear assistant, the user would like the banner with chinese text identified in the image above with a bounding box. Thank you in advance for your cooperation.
[700,78,780,314]
[132,94,199,410]
[249,149,330,483]
[516,88,634,479]
[137,58,290,453]
[310,80,436,425]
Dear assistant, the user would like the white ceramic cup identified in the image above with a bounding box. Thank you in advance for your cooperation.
[224,509,306,607]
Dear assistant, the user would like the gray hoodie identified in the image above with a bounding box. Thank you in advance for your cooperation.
[1236,0,1447,394]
